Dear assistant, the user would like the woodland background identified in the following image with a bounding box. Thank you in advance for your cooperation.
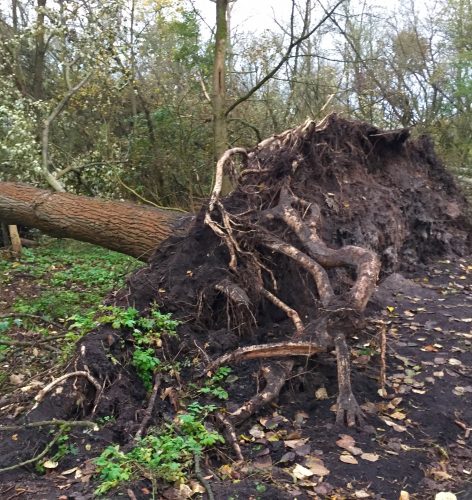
[0,0,471,209]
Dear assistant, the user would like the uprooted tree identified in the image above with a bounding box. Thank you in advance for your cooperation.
[0,115,471,469]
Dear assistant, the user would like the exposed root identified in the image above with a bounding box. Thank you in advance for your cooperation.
[135,375,162,440]
[230,361,294,425]
[206,341,324,373]
[214,412,244,461]
[194,453,215,500]
[33,370,102,410]
[259,288,305,336]
[261,237,334,306]
[209,147,247,211]
[334,332,365,427]
[214,279,251,308]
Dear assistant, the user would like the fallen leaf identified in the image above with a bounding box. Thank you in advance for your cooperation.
[378,388,388,398]
[388,397,403,409]
[249,425,265,439]
[304,456,330,476]
[390,411,406,420]
[253,454,272,470]
[399,491,410,500]
[61,467,78,475]
[381,417,406,432]
[9,373,25,385]
[279,451,296,463]
[189,480,205,495]
[412,388,426,394]
[421,345,438,352]
[315,387,329,400]
[285,438,309,449]
[43,460,59,469]
[292,463,314,479]
[355,490,371,498]
[336,434,355,449]
[431,470,452,481]
[434,493,457,500]
[336,435,362,455]
[294,444,311,457]
[294,411,309,426]
[360,453,379,462]
[339,453,358,464]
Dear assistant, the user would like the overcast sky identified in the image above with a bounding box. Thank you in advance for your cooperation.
[191,0,429,35]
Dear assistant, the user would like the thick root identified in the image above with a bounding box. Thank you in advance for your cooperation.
[206,341,324,373]
[336,392,365,427]
[230,360,293,425]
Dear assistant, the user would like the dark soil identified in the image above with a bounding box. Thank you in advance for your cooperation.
[1,115,471,499]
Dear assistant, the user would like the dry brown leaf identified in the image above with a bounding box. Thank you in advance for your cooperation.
[339,453,358,464]
[355,490,371,498]
[336,434,355,449]
[315,387,329,400]
[360,453,379,462]
[399,491,410,500]
[9,373,25,385]
[249,425,265,439]
[253,454,272,470]
[43,460,59,469]
[285,438,309,449]
[434,493,457,500]
[431,470,452,481]
[304,456,330,476]
[390,411,407,420]
[292,463,314,479]
[381,417,406,432]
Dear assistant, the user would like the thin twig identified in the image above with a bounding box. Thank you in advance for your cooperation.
[0,313,63,329]
[0,420,97,431]
[379,322,387,396]
[0,432,62,473]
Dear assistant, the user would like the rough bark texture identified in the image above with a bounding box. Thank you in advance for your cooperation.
[0,182,190,260]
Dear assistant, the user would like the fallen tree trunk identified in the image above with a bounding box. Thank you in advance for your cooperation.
[0,182,190,260]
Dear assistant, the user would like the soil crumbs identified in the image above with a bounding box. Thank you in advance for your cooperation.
[0,245,471,499]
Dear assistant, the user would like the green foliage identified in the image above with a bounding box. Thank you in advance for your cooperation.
[0,239,139,361]
[198,366,232,400]
[130,308,179,389]
[132,347,161,390]
[94,406,224,494]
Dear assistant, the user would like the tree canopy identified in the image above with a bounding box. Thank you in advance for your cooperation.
[0,0,471,207]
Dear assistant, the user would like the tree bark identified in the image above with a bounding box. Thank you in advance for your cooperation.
[212,0,230,193]
[0,182,191,260]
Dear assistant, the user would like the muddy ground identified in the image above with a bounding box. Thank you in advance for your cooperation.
[0,253,470,499]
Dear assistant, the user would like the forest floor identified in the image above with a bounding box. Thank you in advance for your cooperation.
[0,239,471,500]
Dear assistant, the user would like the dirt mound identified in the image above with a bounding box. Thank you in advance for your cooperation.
[1,114,471,496]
